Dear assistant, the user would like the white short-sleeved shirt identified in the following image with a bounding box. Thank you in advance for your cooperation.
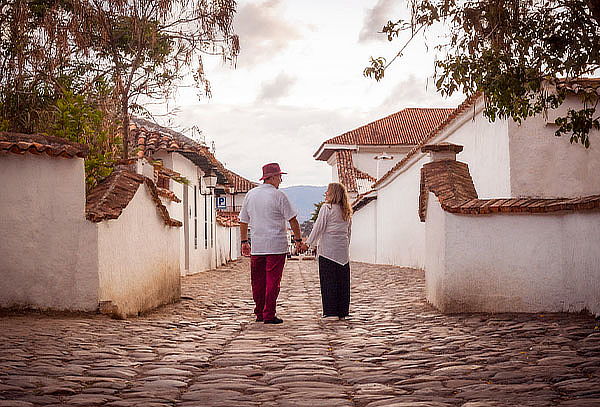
[305,203,351,265]
[239,183,298,255]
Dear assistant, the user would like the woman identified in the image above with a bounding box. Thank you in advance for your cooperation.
[306,182,352,320]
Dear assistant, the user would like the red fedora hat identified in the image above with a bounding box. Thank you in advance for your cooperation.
[260,162,287,181]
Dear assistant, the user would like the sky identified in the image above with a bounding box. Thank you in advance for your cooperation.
[148,0,464,186]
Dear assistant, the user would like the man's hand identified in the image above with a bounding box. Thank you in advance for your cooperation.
[295,241,308,254]
[241,242,251,257]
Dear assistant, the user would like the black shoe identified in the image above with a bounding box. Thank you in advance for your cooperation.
[256,317,263,322]
[264,317,283,324]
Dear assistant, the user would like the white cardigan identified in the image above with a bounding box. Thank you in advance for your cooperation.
[306,203,351,265]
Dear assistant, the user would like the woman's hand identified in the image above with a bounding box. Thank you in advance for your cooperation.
[241,242,251,257]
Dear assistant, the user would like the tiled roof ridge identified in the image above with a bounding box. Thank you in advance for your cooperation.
[419,159,478,221]
[86,170,144,222]
[354,166,376,182]
[198,146,257,192]
[373,92,482,190]
[86,168,182,227]
[352,195,377,211]
[552,77,600,95]
[323,107,455,147]
[445,195,600,215]
[156,186,182,203]
[216,215,240,227]
[419,155,600,220]
[131,117,256,193]
[131,117,202,150]
[142,177,183,227]
[0,132,88,158]
[335,150,358,192]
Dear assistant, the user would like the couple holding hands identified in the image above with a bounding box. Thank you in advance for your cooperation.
[239,163,353,324]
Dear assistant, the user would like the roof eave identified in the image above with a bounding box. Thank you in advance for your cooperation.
[313,143,357,161]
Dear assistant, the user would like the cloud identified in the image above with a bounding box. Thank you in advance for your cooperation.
[358,0,396,43]
[381,75,465,111]
[234,0,301,68]
[256,73,297,103]
[173,103,372,186]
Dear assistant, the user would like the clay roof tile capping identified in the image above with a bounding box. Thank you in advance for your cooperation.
[0,132,88,158]
[336,150,376,193]
[130,117,256,193]
[418,144,600,220]
[323,108,454,146]
[86,168,182,227]
[373,93,482,190]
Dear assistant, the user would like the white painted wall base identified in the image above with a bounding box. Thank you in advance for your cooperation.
[426,196,600,315]
[216,224,241,265]
[0,154,99,311]
[349,199,377,264]
[97,185,180,318]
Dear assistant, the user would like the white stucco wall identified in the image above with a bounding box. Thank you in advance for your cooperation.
[440,101,511,198]
[97,184,180,317]
[356,100,512,268]
[427,206,600,315]
[424,192,447,308]
[216,224,241,265]
[349,199,377,263]
[375,162,427,268]
[0,154,99,311]
[353,148,411,180]
[327,154,340,183]
[159,152,216,275]
[508,94,600,198]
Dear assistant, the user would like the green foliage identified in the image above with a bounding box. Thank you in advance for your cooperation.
[365,0,600,147]
[48,92,119,190]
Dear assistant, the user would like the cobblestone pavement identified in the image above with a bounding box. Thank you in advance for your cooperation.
[1,259,599,407]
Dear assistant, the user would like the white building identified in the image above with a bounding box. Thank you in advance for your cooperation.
[1,120,254,316]
[131,118,255,275]
[345,81,600,315]
[313,108,454,199]
[1,133,181,318]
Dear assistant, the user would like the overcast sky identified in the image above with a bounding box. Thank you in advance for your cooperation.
[150,0,464,186]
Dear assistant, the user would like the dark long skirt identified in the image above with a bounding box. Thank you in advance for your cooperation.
[318,255,350,317]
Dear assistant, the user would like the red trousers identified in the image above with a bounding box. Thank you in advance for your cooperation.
[250,254,286,321]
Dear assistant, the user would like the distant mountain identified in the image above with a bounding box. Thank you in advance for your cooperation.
[281,185,327,223]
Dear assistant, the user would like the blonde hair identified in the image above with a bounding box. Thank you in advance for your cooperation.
[326,182,353,221]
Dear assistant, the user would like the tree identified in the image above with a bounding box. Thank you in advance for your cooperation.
[364,0,600,147]
[1,0,239,169]
[75,0,239,158]
[0,0,122,190]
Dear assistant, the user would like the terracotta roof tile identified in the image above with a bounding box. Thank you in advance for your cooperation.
[373,93,482,190]
[418,147,600,220]
[131,118,256,193]
[0,132,88,158]
[86,168,182,227]
[156,187,181,203]
[216,210,240,227]
[323,108,454,146]
[419,159,478,221]
[336,150,376,193]
[554,78,600,96]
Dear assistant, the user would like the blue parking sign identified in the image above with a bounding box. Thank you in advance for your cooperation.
[216,196,227,209]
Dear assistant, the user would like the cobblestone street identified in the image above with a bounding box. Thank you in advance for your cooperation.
[1,258,599,407]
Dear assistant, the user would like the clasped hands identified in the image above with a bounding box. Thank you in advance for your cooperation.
[295,240,309,254]
[241,241,309,257]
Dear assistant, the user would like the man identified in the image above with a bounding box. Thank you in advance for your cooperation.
[239,163,304,324]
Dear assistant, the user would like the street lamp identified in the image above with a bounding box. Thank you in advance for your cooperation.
[202,172,218,192]
[199,171,217,267]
